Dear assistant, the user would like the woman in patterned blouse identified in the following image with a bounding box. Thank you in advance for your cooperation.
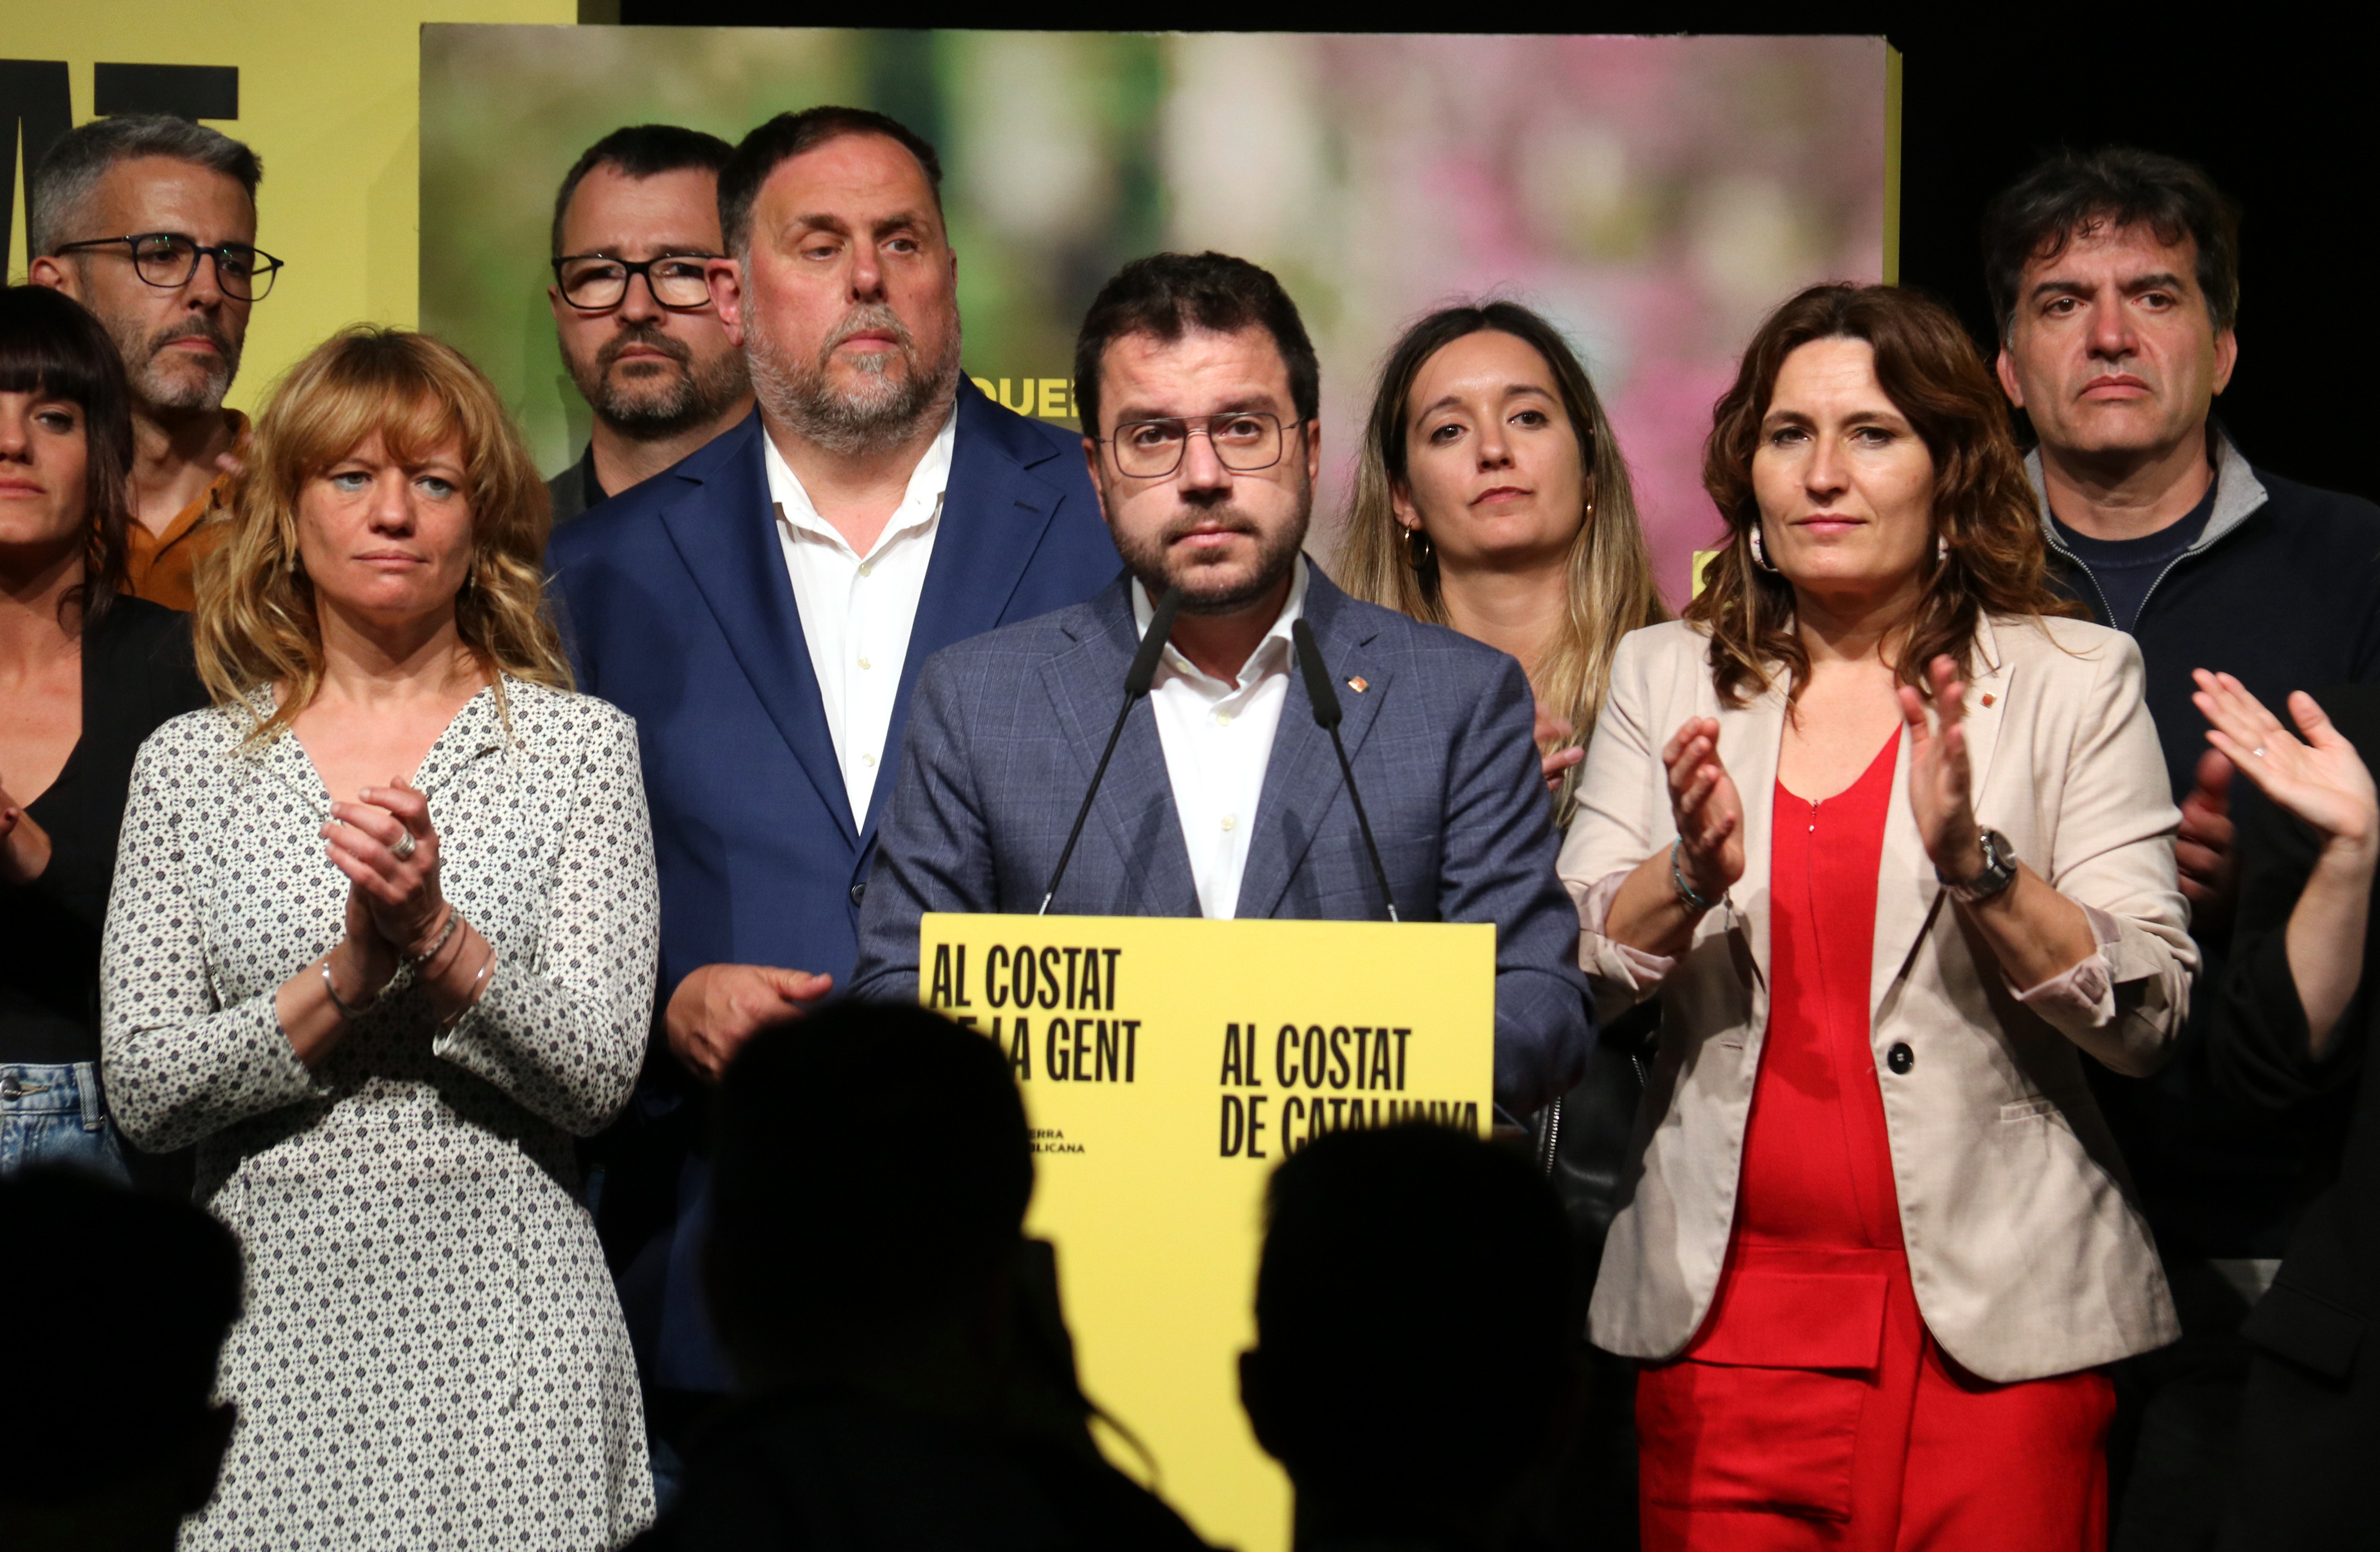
[100,327,657,1550]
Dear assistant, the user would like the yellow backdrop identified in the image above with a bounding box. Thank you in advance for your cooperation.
[3,0,572,417]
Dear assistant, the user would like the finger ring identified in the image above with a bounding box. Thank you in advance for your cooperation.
[391,830,418,861]
[2251,746,2267,760]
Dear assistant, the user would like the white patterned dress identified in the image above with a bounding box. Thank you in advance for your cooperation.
[101,679,657,1550]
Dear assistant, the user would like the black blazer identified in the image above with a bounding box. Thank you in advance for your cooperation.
[2208,686,2380,1379]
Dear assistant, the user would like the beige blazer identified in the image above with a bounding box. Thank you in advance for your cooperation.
[1560,613,2193,1383]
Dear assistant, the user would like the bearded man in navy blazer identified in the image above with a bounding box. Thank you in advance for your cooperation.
[547,108,1118,1437]
[850,252,1593,1117]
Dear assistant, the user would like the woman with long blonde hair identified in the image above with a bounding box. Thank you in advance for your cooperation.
[1338,301,1666,826]
[100,327,657,1549]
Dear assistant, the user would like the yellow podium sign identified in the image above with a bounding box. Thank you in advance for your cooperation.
[920,912,1496,1552]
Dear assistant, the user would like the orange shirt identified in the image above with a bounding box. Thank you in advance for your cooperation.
[123,412,246,613]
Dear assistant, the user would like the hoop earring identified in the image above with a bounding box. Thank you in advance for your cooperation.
[1401,524,1435,570]
[1937,533,1950,565]
[1749,524,1780,574]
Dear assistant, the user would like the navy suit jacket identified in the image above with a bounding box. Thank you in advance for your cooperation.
[548,382,1118,1390]
[549,382,1120,1000]
[848,566,1596,1115]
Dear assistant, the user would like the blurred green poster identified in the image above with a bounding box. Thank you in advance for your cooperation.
[420,26,1894,606]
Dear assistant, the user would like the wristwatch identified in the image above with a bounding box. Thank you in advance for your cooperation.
[1938,827,2018,904]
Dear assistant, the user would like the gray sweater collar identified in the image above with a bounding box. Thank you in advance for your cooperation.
[2027,428,2268,557]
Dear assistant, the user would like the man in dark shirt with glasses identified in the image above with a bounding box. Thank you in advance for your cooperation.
[28,115,270,611]
[545,125,752,526]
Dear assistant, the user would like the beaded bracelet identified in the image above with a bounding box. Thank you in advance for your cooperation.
[405,906,461,970]
[1670,837,1715,914]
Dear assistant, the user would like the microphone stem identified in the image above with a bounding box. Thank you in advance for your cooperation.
[1040,693,1139,915]
[1326,721,1399,923]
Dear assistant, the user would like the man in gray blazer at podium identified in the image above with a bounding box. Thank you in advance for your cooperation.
[849,252,1593,1116]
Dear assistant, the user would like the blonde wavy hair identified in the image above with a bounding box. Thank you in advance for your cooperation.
[1337,302,1666,824]
[194,327,569,745]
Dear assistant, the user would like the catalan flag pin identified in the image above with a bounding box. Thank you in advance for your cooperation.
[1347,676,1368,694]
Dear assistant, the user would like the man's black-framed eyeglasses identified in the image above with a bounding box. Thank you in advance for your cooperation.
[552,253,719,311]
[53,233,284,301]
[1099,412,1297,480]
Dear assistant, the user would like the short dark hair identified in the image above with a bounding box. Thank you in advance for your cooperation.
[1072,251,1320,438]
[1982,146,2242,341]
[705,1002,1032,1383]
[1250,1126,1576,1505]
[0,285,135,632]
[28,114,261,257]
[549,123,735,259]
[717,106,944,260]
[0,1168,242,1501]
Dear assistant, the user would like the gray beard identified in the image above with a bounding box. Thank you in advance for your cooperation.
[747,302,960,458]
[115,316,239,415]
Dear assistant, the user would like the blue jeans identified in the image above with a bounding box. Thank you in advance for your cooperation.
[0,1061,130,1183]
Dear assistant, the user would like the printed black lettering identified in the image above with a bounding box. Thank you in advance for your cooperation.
[1248,1095,1269,1159]
[1039,946,1064,1009]
[1394,1028,1411,1090]
[1071,1018,1090,1081]
[1103,948,1122,1009]
[1064,947,1082,1008]
[1220,1094,1245,1156]
[1012,946,1036,1009]
[1220,1024,1245,1086]
[1276,1024,1298,1088]
[1328,1026,1352,1090]
[1282,1096,1303,1149]
[1124,1019,1139,1081]
[986,945,1009,1008]
[1461,1101,1479,1133]
[1007,1018,1031,1081]
[952,1014,979,1032]
[1045,1018,1067,1081]
[1303,1026,1325,1090]
[929,944,954,1008]
[1096,1019,1120,1081]
[1241,1020,1261,1086]
[954,945,971,1006]
[1329,1096,1345,1129]
[1079,947,1102,1011]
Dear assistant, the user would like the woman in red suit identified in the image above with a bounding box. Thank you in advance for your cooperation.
[1560,284,2194,1549]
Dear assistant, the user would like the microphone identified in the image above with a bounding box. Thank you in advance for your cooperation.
[1292,619,1399,923]
[1040,584,1184,915]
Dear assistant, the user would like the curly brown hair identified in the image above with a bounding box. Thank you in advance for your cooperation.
[1687,283,2079,707]
[194,327,569,746]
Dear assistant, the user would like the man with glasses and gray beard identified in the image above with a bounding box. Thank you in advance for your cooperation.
[27,115,272,611]
[548,106,1117,1476]
[547,125,752,525]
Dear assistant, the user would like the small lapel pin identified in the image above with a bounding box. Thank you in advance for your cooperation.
[1347,676,1368,694]
[1979,691,1996,707]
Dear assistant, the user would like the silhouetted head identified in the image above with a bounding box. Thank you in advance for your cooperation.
[1241,1126,1577,1547]
[706,1002,1035,1392]
[0,1168,243,1551]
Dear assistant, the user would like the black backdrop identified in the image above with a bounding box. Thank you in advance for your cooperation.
[614,2,2376,505]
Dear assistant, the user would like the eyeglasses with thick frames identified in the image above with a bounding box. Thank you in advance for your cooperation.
[1100,412,1298,480]
[552,253,719,311]
[52,233,284,301]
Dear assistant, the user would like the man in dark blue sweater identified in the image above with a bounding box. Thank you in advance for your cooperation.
[1988,146,2380,1549]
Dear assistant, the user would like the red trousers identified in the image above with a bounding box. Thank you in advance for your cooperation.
[1636,739,2114,1550]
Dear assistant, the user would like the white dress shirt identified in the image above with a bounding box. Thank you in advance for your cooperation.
[1131,557,1310,919]
[762,412,957,826]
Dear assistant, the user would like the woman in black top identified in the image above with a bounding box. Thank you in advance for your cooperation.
[2193,670,2380,1546]
[1,285,206,1179]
